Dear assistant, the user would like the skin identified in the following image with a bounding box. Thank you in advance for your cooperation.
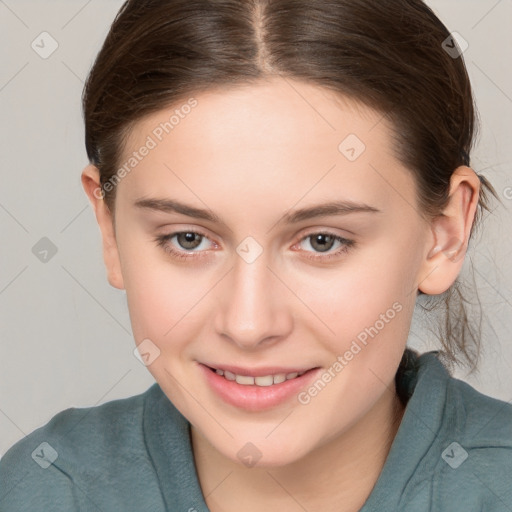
[81,76,480,512]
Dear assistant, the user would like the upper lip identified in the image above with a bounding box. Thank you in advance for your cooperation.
[201,362,318,377]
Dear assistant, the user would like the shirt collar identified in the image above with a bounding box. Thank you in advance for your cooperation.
[360,350,450,510]
[143,383,210,511]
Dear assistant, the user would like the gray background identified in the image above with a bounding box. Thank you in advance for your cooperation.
[1,0,511,457]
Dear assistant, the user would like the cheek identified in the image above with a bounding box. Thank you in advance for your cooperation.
[120,247,202,345]
[300,247,414,331]
[294,239,419,373]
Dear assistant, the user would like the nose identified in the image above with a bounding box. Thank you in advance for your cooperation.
[214,250,293,350]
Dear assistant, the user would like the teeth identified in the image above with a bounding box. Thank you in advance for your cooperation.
[273,373,287,384]
[236,374,256,385]
[254,375,274,386]
[223,370,235,381]
[214,368,306,386]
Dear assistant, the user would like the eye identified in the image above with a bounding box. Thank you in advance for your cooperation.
[154,230,215,261]
[293,232,356,261]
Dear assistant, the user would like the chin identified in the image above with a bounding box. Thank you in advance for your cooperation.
[218,436,312,470]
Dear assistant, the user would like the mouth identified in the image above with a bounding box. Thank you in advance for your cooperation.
[199,362,323,411]
[204,365,318,387]
[198,363,322,412]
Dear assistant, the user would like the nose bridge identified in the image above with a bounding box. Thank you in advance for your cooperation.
[216,242,288,348]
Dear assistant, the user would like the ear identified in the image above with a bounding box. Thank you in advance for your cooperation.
[417,166,481,295]
[81,164,125,290]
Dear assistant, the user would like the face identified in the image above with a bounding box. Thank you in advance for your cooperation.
[97,77,436,467]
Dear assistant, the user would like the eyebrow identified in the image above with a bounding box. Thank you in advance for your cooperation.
[133,197,382,226]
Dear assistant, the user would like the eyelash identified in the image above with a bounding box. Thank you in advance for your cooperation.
[154,230,356,262]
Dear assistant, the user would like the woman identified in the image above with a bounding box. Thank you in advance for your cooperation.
[1,1,510,510]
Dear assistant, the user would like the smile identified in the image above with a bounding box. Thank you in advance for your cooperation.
[209,367,308,387]
[199,363,322,411]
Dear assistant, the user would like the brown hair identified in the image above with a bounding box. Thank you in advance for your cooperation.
[82,0,501,373]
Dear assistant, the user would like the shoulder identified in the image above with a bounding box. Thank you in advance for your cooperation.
[412,351,512,445]
[0,385,156,511]
[447,372,512,442]
[444,368,512,453]
[434,365,512,509]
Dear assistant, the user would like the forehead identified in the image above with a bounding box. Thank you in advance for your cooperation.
[116,77,415,216]
[125,77,387,153]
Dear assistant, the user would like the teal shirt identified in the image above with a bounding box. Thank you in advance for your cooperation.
[1,350,511,511]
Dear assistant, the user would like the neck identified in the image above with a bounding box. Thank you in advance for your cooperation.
[191,388,406,512]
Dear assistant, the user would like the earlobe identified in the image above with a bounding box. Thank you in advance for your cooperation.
[417,166,481,296]
[81,164,125,290]
[419,229,466,296]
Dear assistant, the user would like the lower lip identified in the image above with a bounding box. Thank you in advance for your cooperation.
[198,363,322,412]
